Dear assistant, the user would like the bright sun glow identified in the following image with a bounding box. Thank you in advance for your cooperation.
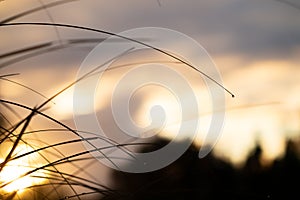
[0,144,46,193]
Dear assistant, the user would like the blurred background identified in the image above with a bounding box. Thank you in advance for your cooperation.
[0,0,300,199]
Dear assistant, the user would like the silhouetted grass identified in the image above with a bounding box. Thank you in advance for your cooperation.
[0,1,237,199]
[0,2,137,199]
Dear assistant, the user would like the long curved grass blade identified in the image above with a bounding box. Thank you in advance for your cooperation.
[0,77,53,103]
[273,0,300,10]
[0,37,151,63]
[0,73,20,78]
[0,111,13,128]
[11,137,99,161]
[0,122,87,196]
[0,98,135,170]
[0,43,52,59]
[0,103,96,197]
[60,191,101,200]
[0,108,35,171]
[0,142,150,191]
[39,168,114,193]
[36,0,63,45]
[0,129,81,198]
[0,43,68,69]
[0,0,78,24]
[15,128,137,158]
[0,22,235,98]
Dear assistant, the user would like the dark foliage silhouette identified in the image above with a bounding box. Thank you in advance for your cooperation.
[104,137,300,200]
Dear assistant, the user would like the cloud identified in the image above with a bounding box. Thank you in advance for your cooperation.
[2,0,300,62]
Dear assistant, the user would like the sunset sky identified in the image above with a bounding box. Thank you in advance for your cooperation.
[1,0,300,167]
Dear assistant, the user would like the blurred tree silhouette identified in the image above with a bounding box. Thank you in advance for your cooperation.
[103,137,300,200]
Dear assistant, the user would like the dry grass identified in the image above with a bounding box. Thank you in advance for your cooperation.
[0,1,234,199]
